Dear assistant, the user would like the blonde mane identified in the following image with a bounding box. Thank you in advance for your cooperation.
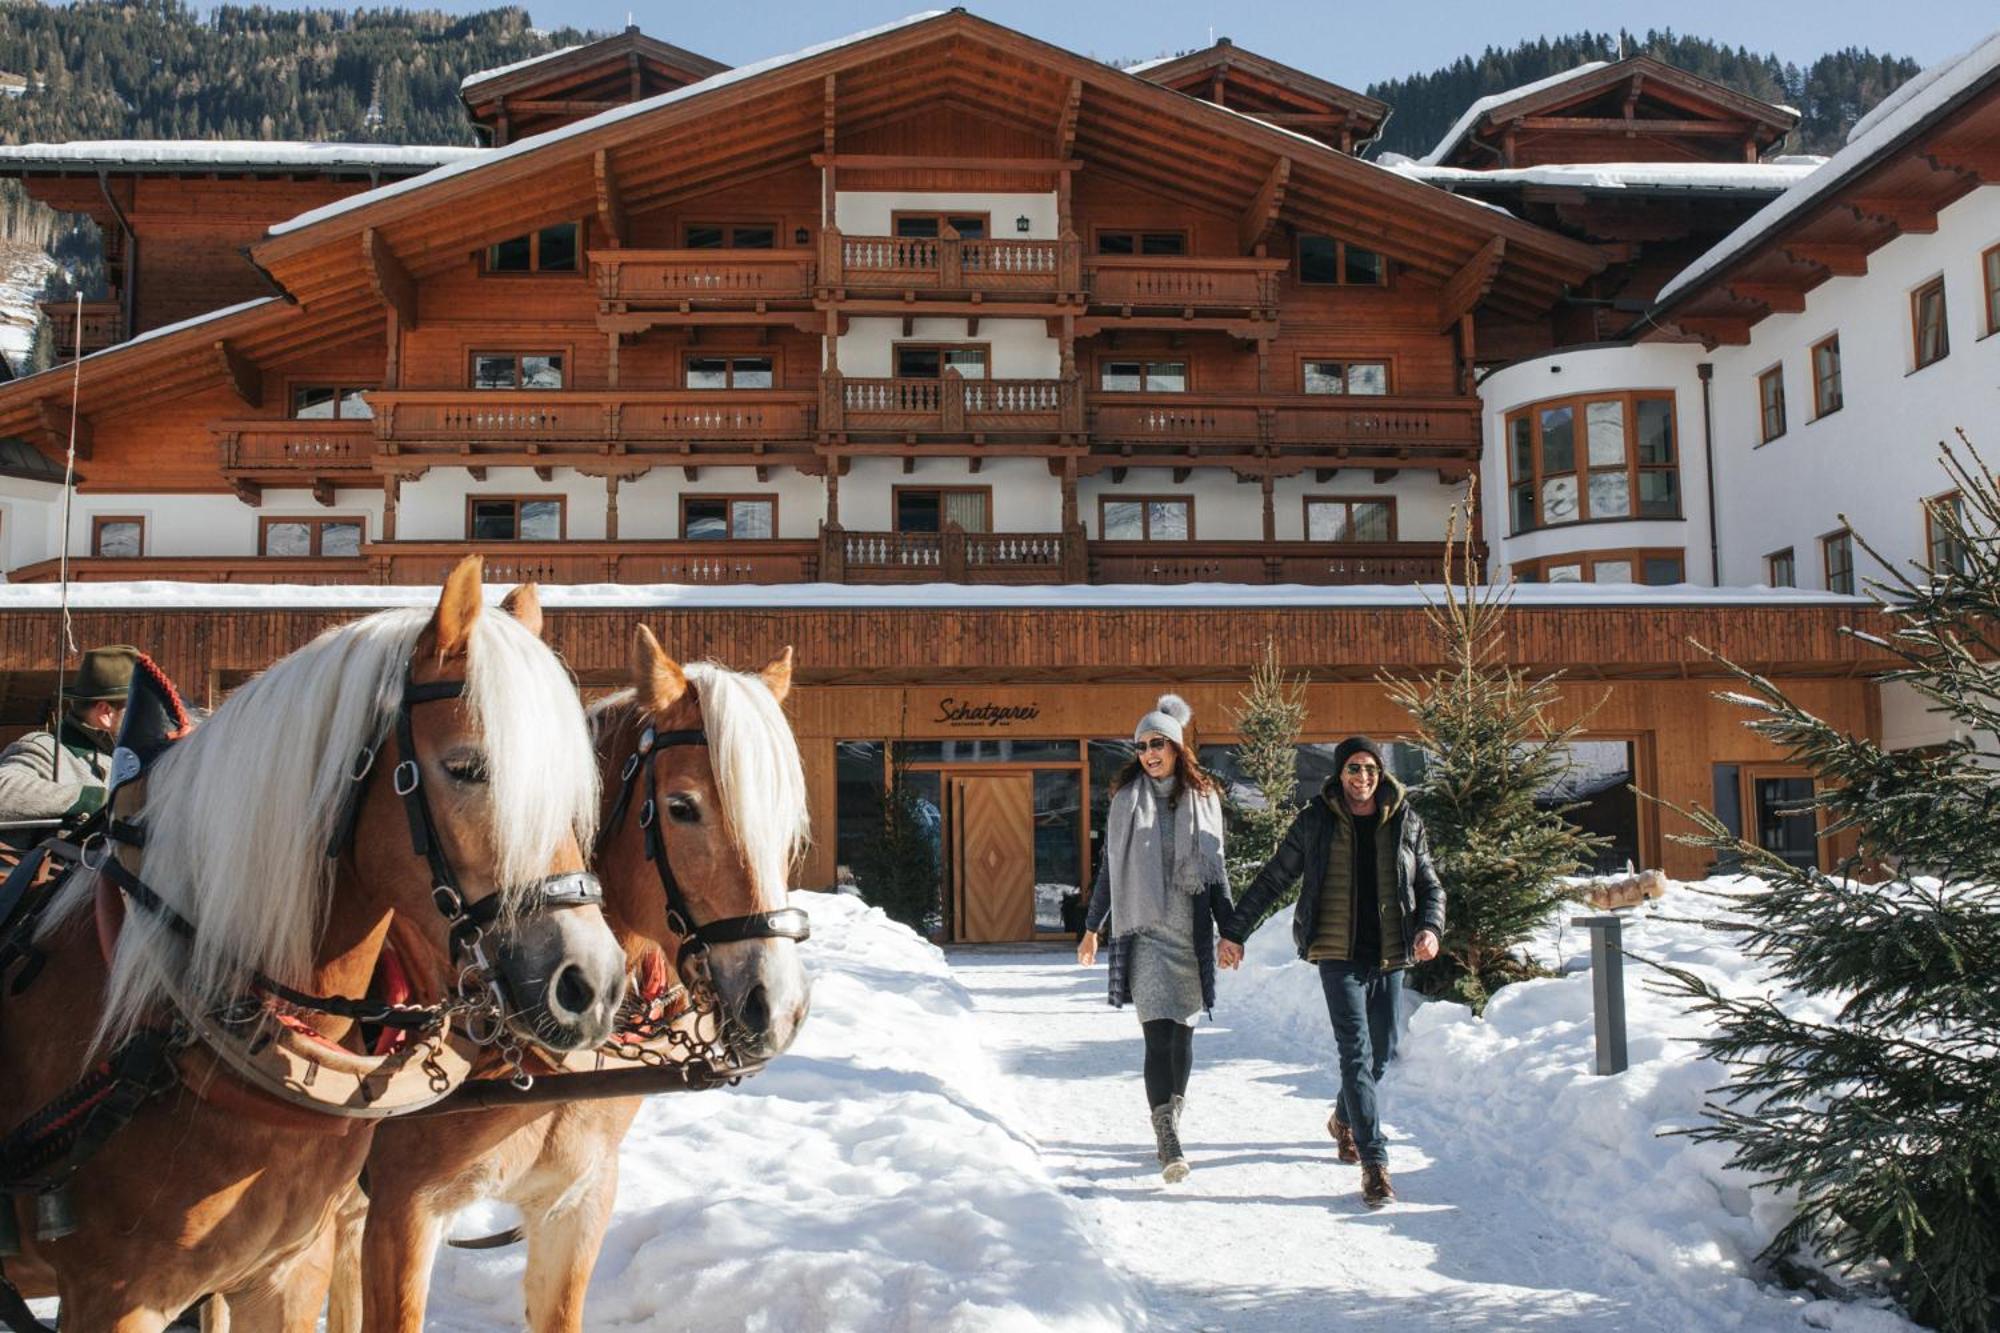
[57,605,600,1049]
[595,662,810,896]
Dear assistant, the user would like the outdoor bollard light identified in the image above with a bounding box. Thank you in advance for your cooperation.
[1571,914,1629,1075]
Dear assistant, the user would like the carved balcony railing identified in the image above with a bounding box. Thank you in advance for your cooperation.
[590,250,817,306]
[824,525,1081,584]
[1083,256,1286,321]
[1088,393,1482,464]
[820,227,1083,299]
[1089,541,1468,586]
[42,300,123,359]
[827,373,1081,436]
[368,391,816,455]
[217,420,376,474]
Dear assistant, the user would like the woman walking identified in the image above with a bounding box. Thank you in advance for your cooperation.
[1076,694,1233,1183]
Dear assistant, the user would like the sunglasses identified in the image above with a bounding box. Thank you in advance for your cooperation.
[1136,737,1174,753]
[1344,763,1381,776]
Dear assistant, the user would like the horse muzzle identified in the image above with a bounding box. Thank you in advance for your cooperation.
[487,878,627,1052]
[704,934,812,1064]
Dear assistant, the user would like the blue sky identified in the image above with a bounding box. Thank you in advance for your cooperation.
[489,1,1991,87]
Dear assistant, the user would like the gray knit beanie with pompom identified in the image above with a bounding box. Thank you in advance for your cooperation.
[1133,693,1193,746]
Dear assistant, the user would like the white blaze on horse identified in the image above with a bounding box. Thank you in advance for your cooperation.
[330,625,812,1333]
[0,558,626,1332]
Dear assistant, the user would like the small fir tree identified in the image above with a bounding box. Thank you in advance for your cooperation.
[1649,436,2000,1333]
[853,745,943,936]
[1384,487,1606,1012]
[1227,638,1308,907]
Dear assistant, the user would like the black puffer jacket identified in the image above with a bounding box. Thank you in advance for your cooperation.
[1221,773,1446,965]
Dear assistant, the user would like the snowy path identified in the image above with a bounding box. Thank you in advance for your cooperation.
[952,940,1898,1333]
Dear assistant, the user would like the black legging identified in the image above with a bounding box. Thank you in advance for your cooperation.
[1142,1019,1194,1110]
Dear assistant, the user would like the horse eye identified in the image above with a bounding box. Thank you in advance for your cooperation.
[445,754,490,786]
[665,794,700,824]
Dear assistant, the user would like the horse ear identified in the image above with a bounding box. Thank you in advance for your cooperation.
[422,555,484,663]
[760,645,794,704]
[500,583,544,638]
[631,624,687,713]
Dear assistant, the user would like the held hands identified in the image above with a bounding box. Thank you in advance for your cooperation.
[1413,929,1441,963]
[1076,931,1098,966]
[1217,939,1243,970]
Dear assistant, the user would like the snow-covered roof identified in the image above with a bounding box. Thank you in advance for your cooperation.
[0,297,279,397]
[0,580,1871,612]
[1656,27,2000,310]
[269,12,948,240]
[1122,55,1173,75]
[461,44,583,92]
[0,141,485,174]
[1420,62,1609,165]
[1391,156,1824,194]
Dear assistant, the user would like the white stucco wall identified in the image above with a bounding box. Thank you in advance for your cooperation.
[834,316,1059,379]
[836,456,1058,532]
[0,477,65,573]
[63,490,379,558]
[1876,678,1993,753]
[614,467,827,540]
[396,467,609,541]
[833,191,1058,240]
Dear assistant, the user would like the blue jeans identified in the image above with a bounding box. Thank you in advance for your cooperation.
[1318,960,1402,1167]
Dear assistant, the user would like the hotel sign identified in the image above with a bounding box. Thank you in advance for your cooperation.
[932,697,1043,729]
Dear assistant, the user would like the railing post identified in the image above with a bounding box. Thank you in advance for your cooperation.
[819,225,844,293]
[939,226,963,289]
[1062,525,1089,584]
[1570,915,1629,1075]
[821,371,845,433]
[1059,230,1082,301]
[819,521,846,583]
[941,521,968,582]
[942,370,966,435]
[1061,374,1084,437]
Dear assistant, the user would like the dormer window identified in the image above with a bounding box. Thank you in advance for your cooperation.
[1298,234,1386,286]
[486,222,580,273]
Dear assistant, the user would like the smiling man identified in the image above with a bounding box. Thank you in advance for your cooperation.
[1218,735,1444,1208]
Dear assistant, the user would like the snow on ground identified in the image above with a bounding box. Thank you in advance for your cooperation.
[423,891,1137,1331]
[955,878,1914,1331]
[0,238,54,374]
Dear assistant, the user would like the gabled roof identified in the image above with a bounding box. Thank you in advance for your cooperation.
[1126,39,1388,149]
[1652,28,2000,337]
[460,28,728,96]
[252,11,1601,324]
[458,26,730,145]
[0,141,483,178]
[1424,55,1798,167]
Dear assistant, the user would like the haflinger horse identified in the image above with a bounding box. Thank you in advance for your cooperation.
[327,624,813,1333]
[0,557,629,1331]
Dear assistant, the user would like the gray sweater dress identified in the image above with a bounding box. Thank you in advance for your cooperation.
[1125,775,1206,1024]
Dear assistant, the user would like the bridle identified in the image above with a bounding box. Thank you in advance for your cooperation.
[596,718,810,994]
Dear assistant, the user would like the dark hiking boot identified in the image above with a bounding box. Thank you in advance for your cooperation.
[1327,1108,1360,1165]
[1151,1104,1190,1184]
[1361,1163,1395,1208]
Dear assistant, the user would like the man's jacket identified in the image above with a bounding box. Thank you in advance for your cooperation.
[0,719,112,822]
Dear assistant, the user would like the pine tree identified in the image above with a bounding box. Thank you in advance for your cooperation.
[1384,490,1606,1012]
[1226,637,1307,906]
[1649,436,2000,1333]
[853,744,944,936]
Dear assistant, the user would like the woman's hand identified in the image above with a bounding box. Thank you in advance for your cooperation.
[1413,929,1441,963]
[1217,939,1243,970]
[1076,931,1098,966]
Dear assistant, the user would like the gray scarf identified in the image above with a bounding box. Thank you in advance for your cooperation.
[1104,775,1227,937]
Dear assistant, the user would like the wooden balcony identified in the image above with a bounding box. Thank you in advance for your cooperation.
[1083,256,1286,322]
[827,373,1081,438]
[1088,393,1482,466]
[42,300,123,359]
[368,391,817,459]
[591,250,816,308]
[1090,541,1466,585]
[216,419,376,502]
[824,527,1081,584]
[820,228,1082,302]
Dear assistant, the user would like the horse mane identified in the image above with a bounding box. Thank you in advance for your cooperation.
[594,662,809,896]
[53,605,600,1051]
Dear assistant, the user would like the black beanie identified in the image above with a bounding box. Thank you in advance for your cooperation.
[1331,736,1385,773]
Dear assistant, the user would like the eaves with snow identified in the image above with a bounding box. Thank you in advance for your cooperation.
[0,141,485,175]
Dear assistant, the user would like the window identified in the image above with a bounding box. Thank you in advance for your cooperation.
[468,497,564,541]
[472,352,564,390]
[1810,337,1842,418]
[1513,549,1684,585]
[1925,492,1967,574]
[1984,244,2000,335]
[290,385,374,420]
[893,212,988,240]
[1505,391,1678,534]
[895,344,988,380]
[1767,548,1796,588]
[486,221,580,273]
[90,516,143,558]
[1095,229,1187,256]
[684,222,777,249]
[682,496,776,540]
[1305,497,1395,542]
[1100,496,1192,541]
[1757,366,1786,442]
[1912,277,1949,369]
[1098,360,1187,392]
[1297,234,1386,286]
[686,355,775,390]
[260,517,363,557]
[894,488,990,533]
[1822,529,1855,594]
[1302,359,1389,395]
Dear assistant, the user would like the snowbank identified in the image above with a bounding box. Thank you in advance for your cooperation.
[1220,879,1914,1332]
[425,892,1137,1331]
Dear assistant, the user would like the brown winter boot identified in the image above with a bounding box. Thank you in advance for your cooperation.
[1361,1163,1395,1209]
[1327,1108,1360,1165]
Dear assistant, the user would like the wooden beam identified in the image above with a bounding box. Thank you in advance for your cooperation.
[1847,197,1939,234]
[1782,243,1869,277]
[1924,146,2000,180]
[1239,156,1290,253]
[1512,115,1755,135]
[1056,77,1082,157]
[533,465,554,482]
[214,340,262,408]
[1372,468,1397,485]
[35,399,88,460]
[310,478,337,507]
[1436,236,1505,332]
[361,227,416,330]
[810,154,1081,172]
[1675,315,1753,347]
[228,478,262,507]
[1726,282,1808,314]
[593,150,625,247]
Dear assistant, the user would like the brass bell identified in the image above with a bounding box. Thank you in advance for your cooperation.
[34,1186,78,1242]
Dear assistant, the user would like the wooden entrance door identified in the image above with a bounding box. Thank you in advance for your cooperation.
[951,772,1035,942]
